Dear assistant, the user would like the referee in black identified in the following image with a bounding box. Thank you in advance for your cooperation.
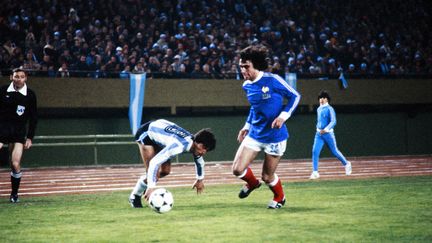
[0,68,37,203]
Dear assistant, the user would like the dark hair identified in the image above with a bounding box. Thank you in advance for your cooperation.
[318,90,331,102]
[239,45,269,71]
[12,68,27,75]
[194,128,216,151]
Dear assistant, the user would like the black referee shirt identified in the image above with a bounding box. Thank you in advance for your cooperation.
[0,83,38,139]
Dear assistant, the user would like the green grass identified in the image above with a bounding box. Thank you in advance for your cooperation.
[1,176,431,242]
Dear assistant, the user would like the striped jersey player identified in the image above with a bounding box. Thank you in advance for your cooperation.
[309,90,352,179]
[129,119,216,208]
[232,45,300,209]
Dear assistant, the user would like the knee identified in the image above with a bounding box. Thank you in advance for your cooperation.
[232,161,246,176]
[159,168,171,178]
[232,166,243,176]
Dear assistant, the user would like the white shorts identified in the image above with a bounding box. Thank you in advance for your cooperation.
[242,136,287,156]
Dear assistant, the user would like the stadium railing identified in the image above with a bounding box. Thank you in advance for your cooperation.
[32,134,135,165]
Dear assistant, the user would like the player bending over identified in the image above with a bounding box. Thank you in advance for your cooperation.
[129,119,216,208]
[232,45,301,209]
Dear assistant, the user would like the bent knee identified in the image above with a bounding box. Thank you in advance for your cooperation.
[232,163,246,176]
[159,170,170,178]
[232,168,243,177]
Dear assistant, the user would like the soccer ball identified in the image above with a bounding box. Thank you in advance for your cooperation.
[148,188,174,213]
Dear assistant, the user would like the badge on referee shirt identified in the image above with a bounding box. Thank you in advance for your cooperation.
[16,105,25,116]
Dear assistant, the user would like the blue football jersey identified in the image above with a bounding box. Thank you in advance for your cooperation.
[316,103,336,132]
[242,72,300,143]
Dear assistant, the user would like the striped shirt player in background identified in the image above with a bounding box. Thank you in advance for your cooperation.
[0,68,38,203]
[129,119,216,208]
[309,90,352,179]
[232,45,301,209]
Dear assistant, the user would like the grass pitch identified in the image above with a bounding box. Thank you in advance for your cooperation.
[1,176,431,242]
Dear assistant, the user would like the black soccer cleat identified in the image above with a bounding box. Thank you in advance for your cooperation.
[238,181,262,199]
[129,194,143,208]
[10,194,19,203]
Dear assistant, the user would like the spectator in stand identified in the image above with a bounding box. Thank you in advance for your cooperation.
[58,62,70,78]
[0,0,431,77]
[133,61,145,74]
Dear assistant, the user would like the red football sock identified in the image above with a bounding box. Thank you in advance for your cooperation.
[268,175,284,202]
[239,167,260,188]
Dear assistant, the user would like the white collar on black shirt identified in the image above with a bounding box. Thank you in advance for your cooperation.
[7,82,27,96]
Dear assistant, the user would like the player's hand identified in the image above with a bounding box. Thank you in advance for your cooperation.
[144,187,155,201]
[24,139,33,149]
[237,129,249,143]
[192,179,204,194]
[271,117,285,129]
[319,129,327,135]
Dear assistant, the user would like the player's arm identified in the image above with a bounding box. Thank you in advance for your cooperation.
[238,108,253,142]
[323,107,337,132]
[144,144,182,200]
[272,78,301,128]
[192,156,205,194]
[25,92,38,149]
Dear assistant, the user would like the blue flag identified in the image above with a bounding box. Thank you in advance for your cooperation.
[129,73,146,135]
[339,72,348,89]
[285,72,297,90]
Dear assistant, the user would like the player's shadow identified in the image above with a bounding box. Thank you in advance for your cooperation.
[175,201,319,213]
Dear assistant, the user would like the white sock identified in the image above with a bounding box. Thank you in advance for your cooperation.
[130,175,147,198]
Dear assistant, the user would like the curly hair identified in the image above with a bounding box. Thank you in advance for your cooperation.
[194,128,216,151]
[239,45,269,71]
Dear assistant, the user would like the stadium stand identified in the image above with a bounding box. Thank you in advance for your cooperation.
[0,0,431,78]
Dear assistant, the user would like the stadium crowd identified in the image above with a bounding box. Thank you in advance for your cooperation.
[0,0,430,79]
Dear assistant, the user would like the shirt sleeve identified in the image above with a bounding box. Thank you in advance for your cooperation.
[193,156,205,180]
[243,107,254,129]
[146,143,183,188]
[26,91,38,140]
[274,77,301,121]
[324,106,337,131]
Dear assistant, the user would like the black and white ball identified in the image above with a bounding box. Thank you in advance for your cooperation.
[148,188,174,213]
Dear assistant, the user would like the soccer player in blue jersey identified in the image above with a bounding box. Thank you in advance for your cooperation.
[232,45,301,209]
[309,90,352,179]
[129,119,216,208]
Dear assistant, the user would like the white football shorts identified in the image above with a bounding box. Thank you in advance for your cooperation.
[242,136,287,156]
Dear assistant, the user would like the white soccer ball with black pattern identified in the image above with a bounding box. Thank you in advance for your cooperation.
[148,188,174,213]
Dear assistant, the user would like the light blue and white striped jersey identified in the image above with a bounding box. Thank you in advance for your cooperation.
[242,72,300,143]
[136,119,205,188]
[316,103,336,132]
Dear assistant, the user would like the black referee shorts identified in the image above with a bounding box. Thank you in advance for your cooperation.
[0,122,27,144]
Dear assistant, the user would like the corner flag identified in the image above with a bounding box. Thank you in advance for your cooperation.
[129,73,146,135]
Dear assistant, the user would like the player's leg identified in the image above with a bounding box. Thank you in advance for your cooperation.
[129,143,156,207]
[262,140,286,209]
[159,161,171,179]
[311,133,324,179]
[10,142,24,203]
[323,133,351,175]
[232,139,260,199]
